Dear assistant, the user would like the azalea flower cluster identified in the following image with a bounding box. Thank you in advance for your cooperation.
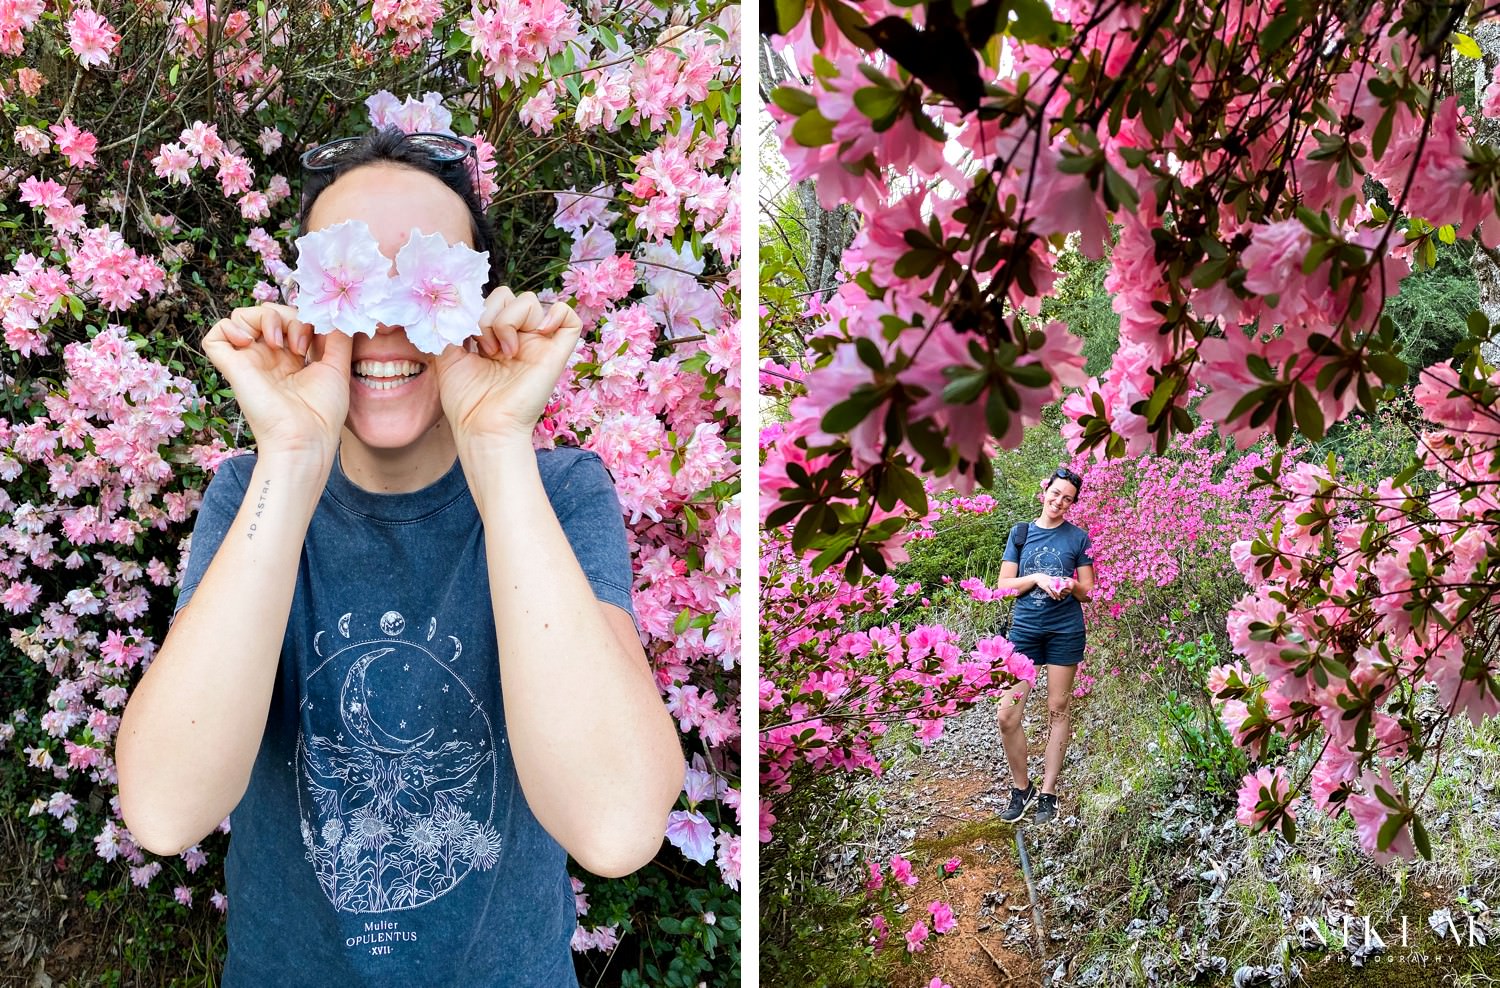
[0,0,740,966]
[863,854,959,955]
[1210,356,1500,862]
[1059,424,1281,610]
[759,470,1036,843]
[289,220,489,354]
[762,2,1500,572]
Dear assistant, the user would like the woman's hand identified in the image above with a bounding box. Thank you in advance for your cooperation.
[203,304,351,467]
[435,287,581,449]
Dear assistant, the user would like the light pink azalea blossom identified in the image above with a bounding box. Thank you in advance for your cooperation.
[289,219,395,337]
[663,808,715,864]
[66,9,120,68]
[378,227,489,354]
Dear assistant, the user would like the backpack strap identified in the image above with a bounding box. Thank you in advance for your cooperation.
[1010,521,1029,560]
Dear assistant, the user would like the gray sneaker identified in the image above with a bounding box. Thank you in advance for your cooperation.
[999,783,1036,822]
[1033,792,1059,824]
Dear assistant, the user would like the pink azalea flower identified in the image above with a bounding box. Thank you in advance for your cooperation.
[379,227,490,354]
[238,191,270,221]
[14,124,48,156]
[928,900,957,933]
[870,914,889,949]
[257,127,283,154]
[520,86,560,134]
[888,853,918,886]
[905,920,930,952]
[865,858,884,892]
[942,856,962,875]
[16,67,45,97]
[151,142,195,185]
[289,219,395,337]
[173,885,192,906]
[48,118,97,168]
[66,9,120,68]
[663,809,715,864]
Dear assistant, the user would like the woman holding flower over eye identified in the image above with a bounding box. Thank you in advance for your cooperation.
[992,467,1095,826]
[116,128,686,987]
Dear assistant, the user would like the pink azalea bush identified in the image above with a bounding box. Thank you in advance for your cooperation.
[1,1,739,981]
[764,0,1500,869]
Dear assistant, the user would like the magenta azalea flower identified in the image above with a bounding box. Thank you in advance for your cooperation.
[289,219,394,337]
[380,228,489,354]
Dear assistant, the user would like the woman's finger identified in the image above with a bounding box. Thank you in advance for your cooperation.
[538,300,575,334]
[477,287,515,357]
[493,293,543,357]
[265,307,284,350]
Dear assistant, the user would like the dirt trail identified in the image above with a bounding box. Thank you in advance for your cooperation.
[868,705,1063,988]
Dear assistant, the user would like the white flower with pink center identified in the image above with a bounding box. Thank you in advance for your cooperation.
[379,227,489,354]
[289,219,394,337]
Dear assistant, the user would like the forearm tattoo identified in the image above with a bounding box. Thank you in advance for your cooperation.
[247,478,270,541]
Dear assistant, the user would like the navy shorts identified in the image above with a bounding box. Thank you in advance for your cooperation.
[1006,625,1086,667]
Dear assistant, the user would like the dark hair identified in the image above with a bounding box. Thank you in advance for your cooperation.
[295,127,503,293]
[1044,466,1083,496]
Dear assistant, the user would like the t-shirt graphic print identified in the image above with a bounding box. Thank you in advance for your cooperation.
[297,612,500,916]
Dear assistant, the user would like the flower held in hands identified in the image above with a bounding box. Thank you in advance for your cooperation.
[381,228,490,354]
[289,219,394,337]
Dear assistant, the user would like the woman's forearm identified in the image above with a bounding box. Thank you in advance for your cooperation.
[116,453,329,855]
[458,439,685,877]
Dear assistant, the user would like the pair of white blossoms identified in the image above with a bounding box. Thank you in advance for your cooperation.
[290,219,489,355]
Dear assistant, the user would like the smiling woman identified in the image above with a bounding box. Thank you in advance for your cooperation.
[113,127,687,986]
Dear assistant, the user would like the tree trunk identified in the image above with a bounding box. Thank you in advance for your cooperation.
[760,37,858,304]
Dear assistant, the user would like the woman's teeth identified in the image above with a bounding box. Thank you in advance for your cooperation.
[354,360,424,390]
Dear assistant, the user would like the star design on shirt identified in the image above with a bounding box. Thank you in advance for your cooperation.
[349,701,361,714]
[442,684,449,693]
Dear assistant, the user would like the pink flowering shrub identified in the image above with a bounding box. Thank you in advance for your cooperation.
[763,0,1500,870]
[2,1,739,981]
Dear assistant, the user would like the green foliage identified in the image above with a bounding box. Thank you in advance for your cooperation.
[760,772,896,988]
[580,866,740,988]
[1038,247,1119,376]
[1155,626,1249,796]
[1383,237,1477,374]
[1303,391,1423,488]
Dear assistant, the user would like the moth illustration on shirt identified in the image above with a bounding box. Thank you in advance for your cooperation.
[294,609,504,914]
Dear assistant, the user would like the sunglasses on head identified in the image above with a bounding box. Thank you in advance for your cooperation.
[300,131,476,173]
[1053,468,1082,487]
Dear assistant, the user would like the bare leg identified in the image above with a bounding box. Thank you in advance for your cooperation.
[1040,663,1078,795]
[994,677,1034,789]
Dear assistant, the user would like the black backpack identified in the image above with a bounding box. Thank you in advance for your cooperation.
[998,522,1029,636]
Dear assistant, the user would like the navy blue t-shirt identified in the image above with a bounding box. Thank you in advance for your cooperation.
[1002,520,1093,635]
[173,445,636,987]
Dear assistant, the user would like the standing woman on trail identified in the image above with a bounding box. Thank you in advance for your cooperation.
[993,467,1095,825]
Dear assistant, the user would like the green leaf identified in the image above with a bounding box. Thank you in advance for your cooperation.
[854,86,903,121]
[821,391,883,432]
[1293,382,1325,440]
[886,464,928,515]
[790,110,834,147]
[774,0,806,35]
[942,371,987,405]
[1259,9,1302,57]
[770,86,817,116]
[168,63,179,86]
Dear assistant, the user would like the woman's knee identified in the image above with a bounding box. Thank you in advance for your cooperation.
[996,696,1026,731]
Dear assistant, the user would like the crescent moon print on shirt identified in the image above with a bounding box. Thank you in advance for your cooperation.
[294,609,502,914]
[1019,544,1067,609]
